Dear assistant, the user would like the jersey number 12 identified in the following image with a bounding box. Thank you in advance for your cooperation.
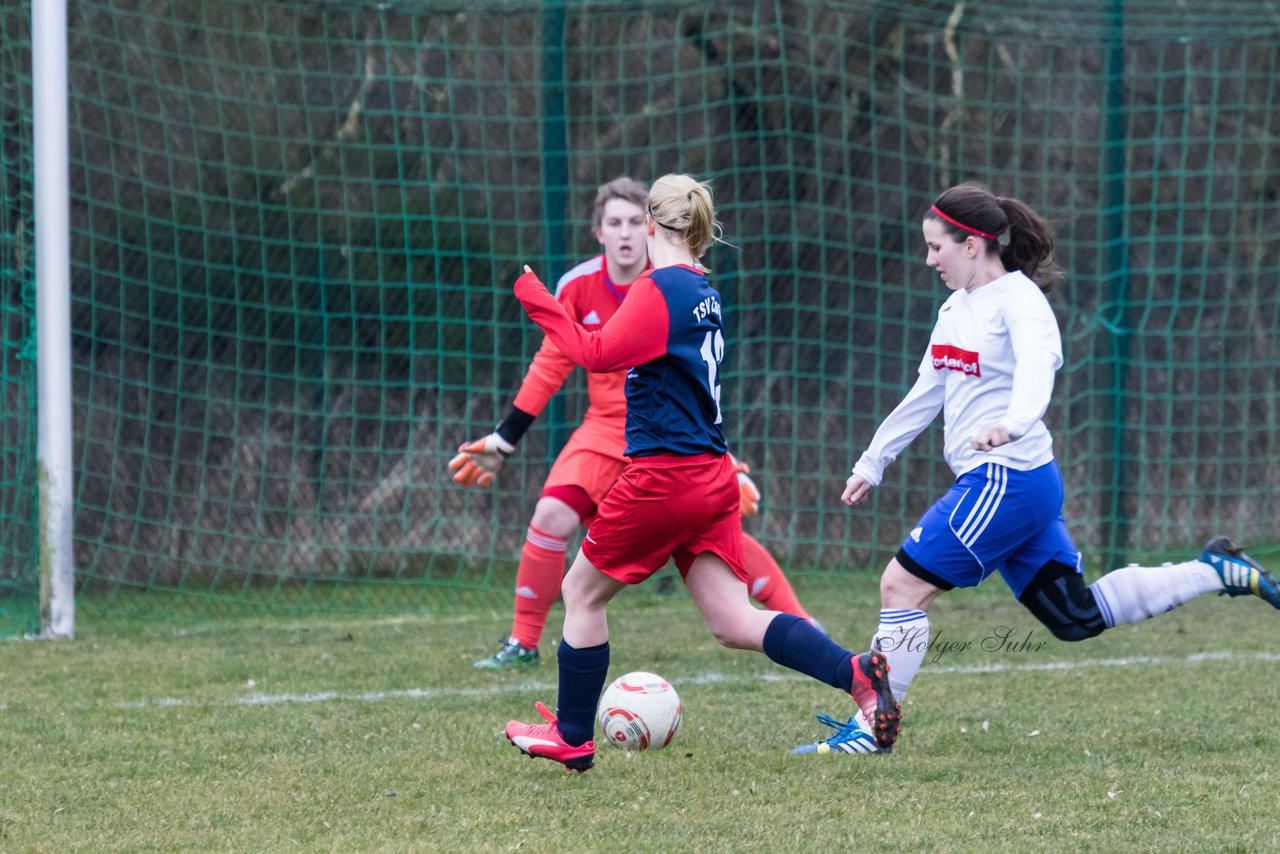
[699,329,724,425]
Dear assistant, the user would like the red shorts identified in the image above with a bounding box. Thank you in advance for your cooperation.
[542,424,629,524]
[581,453,746,585]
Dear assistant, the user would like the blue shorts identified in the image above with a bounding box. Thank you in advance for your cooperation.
[897,461,1080,598]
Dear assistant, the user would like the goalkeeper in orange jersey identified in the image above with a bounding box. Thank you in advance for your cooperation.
[450,176,817,670]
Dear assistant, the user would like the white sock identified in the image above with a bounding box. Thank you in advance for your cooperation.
[853,609,928,730]
[1089,560,1222,627]
[872,608,929,701]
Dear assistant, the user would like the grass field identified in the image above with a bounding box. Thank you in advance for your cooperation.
[2,573,1277,852]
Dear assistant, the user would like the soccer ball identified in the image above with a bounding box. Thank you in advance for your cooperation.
[596,671,682,751]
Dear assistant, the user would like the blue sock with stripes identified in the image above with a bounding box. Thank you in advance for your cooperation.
[763,613,855,693]
[871,609,929,700]
[555,639,610,747]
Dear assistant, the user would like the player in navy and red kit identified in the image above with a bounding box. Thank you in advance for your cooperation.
[449,177,815,671]
[502,174,899,771]
[802,183,1280,756]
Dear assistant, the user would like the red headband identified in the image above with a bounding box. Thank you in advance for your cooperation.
[930,205,999,242]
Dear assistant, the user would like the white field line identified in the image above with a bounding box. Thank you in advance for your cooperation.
[116,649,1280,711]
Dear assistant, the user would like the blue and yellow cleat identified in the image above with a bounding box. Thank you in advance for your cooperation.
[1201,537,1280,609]
[792,713,884,755]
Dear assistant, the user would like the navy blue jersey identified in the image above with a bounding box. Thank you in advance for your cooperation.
[514,263,728,458]
[623,265,727,457]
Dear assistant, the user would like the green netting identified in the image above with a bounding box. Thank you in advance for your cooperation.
[1,0,1278,630]
[0,6,39,636]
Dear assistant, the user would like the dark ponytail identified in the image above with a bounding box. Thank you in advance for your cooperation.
[995,196,1061,292]
[927,183,1061,292]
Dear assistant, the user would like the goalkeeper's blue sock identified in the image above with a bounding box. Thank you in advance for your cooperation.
[763,613,855,692]
[555,639,610,747]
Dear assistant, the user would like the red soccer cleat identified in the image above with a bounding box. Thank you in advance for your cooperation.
[505,701,595,772]
[848,650,901,752]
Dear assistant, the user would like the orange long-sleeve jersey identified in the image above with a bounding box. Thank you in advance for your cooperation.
[511,255,636,460]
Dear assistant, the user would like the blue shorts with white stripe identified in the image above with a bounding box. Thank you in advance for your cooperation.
[898,460,1080,598]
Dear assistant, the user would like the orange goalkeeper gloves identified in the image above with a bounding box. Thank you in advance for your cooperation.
[729,454,761,517]
[448,432,516,488]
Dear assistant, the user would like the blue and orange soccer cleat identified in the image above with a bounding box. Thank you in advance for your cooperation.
[792,713,884,755]
[505,701,595,772]
[847,649,901,751]
[1202,537,1280,609]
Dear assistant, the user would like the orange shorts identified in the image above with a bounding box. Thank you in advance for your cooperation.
[581,453,746,585]
[542,424,628,522]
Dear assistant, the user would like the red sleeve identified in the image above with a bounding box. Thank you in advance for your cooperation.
[510,285,581,416]
[511,334,576,417]
[514,270,668,372]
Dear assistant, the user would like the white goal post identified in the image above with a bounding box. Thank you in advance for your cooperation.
[34,0,75,639]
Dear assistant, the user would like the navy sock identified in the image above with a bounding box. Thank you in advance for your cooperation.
[762,613,854,693]
[555,639,610,747]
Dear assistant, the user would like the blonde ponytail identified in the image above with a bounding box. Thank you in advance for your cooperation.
[647,174,718,260]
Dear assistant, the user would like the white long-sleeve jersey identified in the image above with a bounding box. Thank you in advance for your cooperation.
[853,270,1063,484]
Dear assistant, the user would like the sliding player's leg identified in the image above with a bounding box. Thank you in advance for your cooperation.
[1036,536,1280,638]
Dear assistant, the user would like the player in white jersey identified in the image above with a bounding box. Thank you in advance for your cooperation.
[796,183,1280,757]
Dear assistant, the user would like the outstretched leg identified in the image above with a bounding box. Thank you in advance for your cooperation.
[1022,537,1278,641]
[683,554,900,752]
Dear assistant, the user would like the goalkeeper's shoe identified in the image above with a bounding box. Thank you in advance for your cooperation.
[792,713,883,755]
[473,636,539,670]
[1201,537,1280,609]
[505,701,595,772]
[847,649,901,752]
